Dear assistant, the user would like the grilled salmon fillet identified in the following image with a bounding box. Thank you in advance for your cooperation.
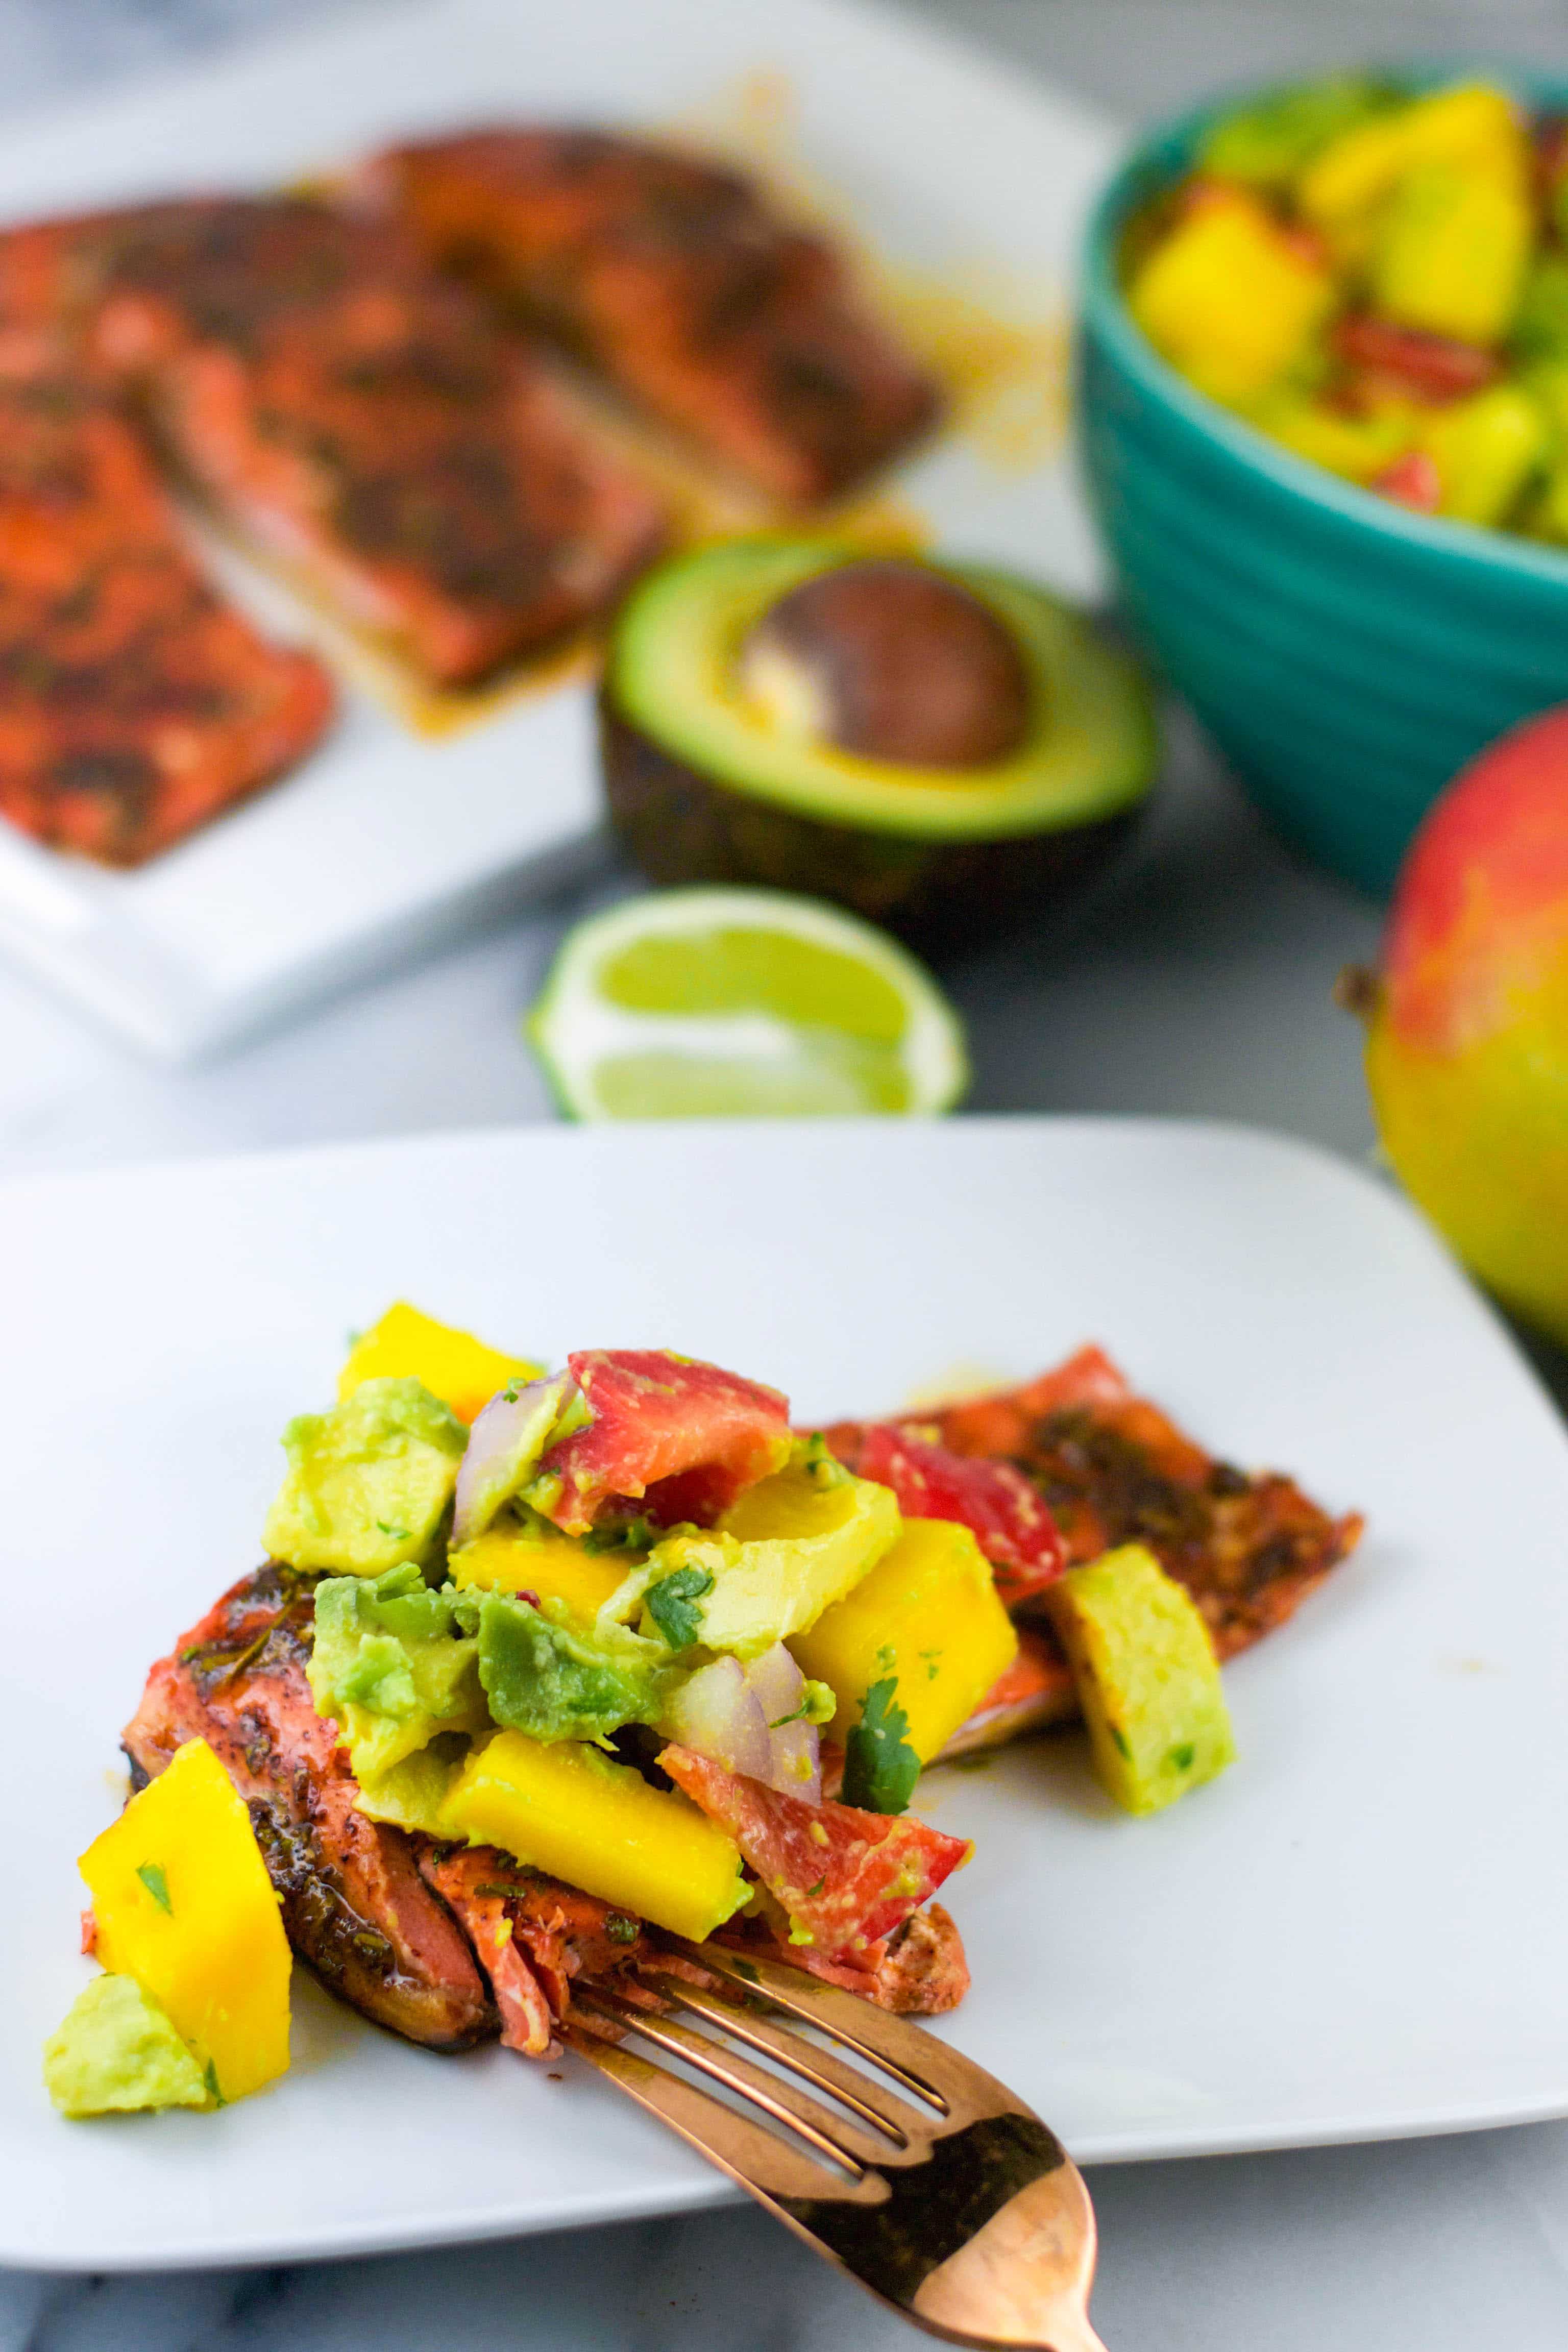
[122,1565,496,2050]
[362,128,942,505]
[0,264,333,865]
[832,1346,1364,1759]
[33,197,665,687]
[931,1345,1364,1658]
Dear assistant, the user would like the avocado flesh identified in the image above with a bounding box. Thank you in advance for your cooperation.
[600,537,1157,947]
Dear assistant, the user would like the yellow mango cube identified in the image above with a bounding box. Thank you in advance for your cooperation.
[338,1303,541,1426]
[1420,382,1548,523]
[80,1739,291,2104]
[788,1516,1018,1765]
[1299,82,1529,260]
[442,1730,746,1940]
[450,1525,628,1622]
[1371,164,1532,344]
[1128,190,1335,407]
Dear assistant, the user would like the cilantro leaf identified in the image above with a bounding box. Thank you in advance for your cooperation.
[841,1675,920,1815]
[582,1512,657,1557]
[136,1862,173,1915]
[645,1566,714,1649]
[203,2058,225,2108]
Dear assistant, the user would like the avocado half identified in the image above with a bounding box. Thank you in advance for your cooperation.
[598,537,1158,950]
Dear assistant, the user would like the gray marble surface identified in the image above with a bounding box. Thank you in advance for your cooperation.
[3,3,1568,2346]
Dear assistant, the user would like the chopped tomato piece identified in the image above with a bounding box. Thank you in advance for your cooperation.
[1371,450,1442,511]
[660,1742,970,1961]
[535,1350,791,1535]
[820,1421,1065,1606]
[1332,315,1497,405]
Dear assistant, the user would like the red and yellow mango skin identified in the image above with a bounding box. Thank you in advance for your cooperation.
[1365,707,1568,1346]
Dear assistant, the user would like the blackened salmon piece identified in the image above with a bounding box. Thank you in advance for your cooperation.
[929,1347,1365,1661]
[0,324,332,866]
[419,1845,648,2056]
[70,197,664,685]
[364,128,942,505]
[122,1565,496,2051]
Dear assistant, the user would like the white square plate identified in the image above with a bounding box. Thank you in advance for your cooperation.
[0,0,1115,1059]
[4,1115,1568,2270]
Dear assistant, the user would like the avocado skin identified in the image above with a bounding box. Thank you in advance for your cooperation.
[599,697,1141,952]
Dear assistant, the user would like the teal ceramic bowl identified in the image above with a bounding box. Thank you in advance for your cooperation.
[1077,74,1568,896]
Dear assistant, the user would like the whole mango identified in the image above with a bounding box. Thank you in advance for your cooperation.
[1359,709,1568,1344]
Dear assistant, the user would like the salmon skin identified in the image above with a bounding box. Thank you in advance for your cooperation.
[363,128,943,505]
[49,197,665,687]
[0,280,333,866]
[122,1565,497,2051]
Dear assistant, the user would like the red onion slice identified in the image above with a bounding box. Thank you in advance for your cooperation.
[746,1643,822,1805]
[663,1656,772,1781]
[452,1371,582,1549]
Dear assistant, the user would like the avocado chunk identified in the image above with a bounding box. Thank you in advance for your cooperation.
[263,1377,465,1576]
[635,1443,900,1659]
[471,1588,672,1744]
[599,536,1157,950]
[307,1563,487,1780]
[1044,1542,1237,1815]
[44,1973,210,2118]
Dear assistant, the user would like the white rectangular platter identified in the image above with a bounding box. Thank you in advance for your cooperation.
[4,1114,1568,2269]
[0,0,1116,1059]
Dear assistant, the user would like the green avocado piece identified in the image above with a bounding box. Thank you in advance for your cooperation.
[598,538,1156,949]
[1197,76,1393,189]
[1044,1542,1237,1816]
[638,1452,900,1661]
[44,1973,210,2118]
[470,1589,672,1744]
[307,1564,487,1780]
[263,1377,465,1577]
[353,1735,471,1836]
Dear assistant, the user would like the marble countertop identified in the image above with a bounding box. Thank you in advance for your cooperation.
[3,3,1568,2346]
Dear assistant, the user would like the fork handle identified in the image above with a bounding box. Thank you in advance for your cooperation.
[908,2155,1109,2350]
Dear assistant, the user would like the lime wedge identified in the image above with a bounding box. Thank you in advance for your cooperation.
[527,888,969,1120]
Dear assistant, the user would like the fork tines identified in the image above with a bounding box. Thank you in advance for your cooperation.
[563,1939,1106,2351]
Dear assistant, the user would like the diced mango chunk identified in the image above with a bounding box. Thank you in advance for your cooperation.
[1370,164,1532,344]
[339,1302,541,1426]
[451,1525,628,1623]
[1044,1544,1236,1816]
[1299,82,1529,260]
[80,1739,291,2104]
[789,1517,1018,1765]
[1128,188,1335,406]
[442,1730,746,1940]
[1421,382,1547,522]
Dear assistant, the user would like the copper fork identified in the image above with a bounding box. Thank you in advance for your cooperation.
[564,1939,1107,2350]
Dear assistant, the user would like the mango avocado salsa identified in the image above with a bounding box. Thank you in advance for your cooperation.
[53,1305,1363,2123]
[1125,76,1568,539]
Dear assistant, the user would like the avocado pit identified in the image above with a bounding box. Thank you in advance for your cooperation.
[737,558,1033,770]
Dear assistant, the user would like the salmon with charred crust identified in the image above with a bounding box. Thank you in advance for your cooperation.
[830,1346,1364,1759]
[363,129,942,505]
[0,279,332,865]
[45,197,665,687]
[122,1565,496,2050]
[929,1345,1364,1659]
